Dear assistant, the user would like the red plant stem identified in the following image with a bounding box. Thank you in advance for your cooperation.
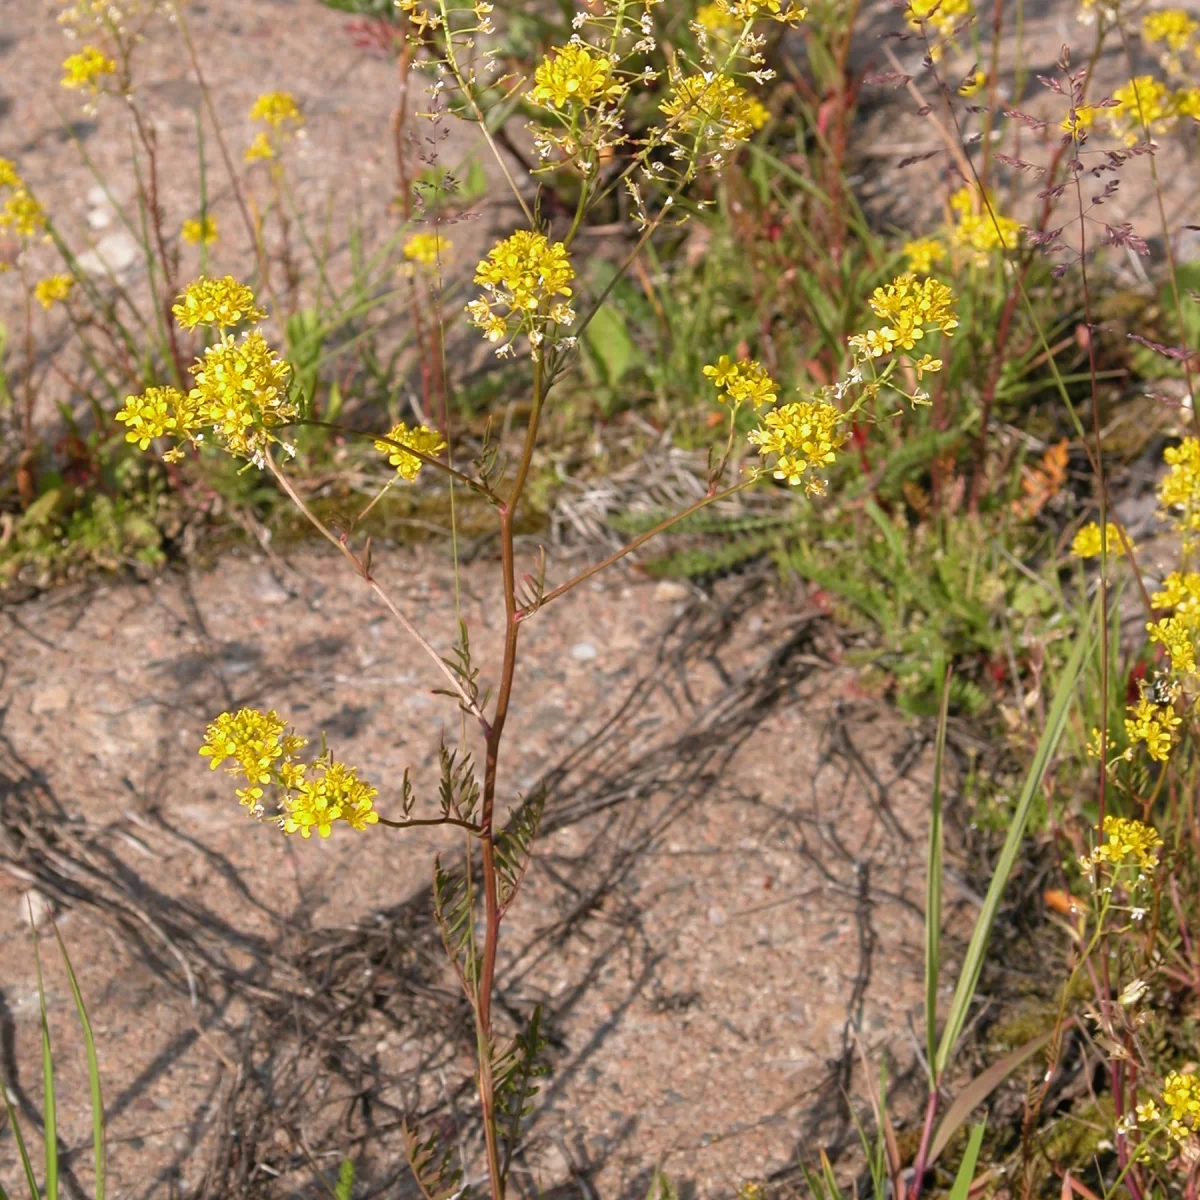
[127,101,186,386]
[908,1088,940,1200]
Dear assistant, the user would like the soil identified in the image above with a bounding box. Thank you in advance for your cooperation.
[1,542,947,1199]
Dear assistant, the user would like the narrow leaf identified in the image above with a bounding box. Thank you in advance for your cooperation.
[52,922,105,1200]
[925,670,951,1083]
[946,1122,987,1200]
[929,1029,1056,1166]
[933,613,1090,1078]
[31,923,58,1200]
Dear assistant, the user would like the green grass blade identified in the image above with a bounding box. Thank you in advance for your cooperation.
[1,1075,40,1197]
[946,1122,987,1200]
[52,922,105,1200]
[31,923,59,1200]
[933,607,1092,1079]
[925,669,951,1084]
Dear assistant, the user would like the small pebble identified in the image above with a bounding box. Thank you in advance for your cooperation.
[570,641,598,661]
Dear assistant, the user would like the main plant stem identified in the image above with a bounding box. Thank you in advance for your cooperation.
[474,355,546,1200]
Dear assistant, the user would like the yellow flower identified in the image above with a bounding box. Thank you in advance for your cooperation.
[713,0,808,22]
[1110,75,1177,144]
[748,399,848,495]
[1090,815,1164,873]
[172,276,266,330]
[1061,105,1098,138]
[403,231,451,266]
[851,273,959,359]
[249,90,303,130]
[948,186,1020,262]
[1159,437,1200,531]
[116,386,203,450]
[1163,1072,1200,1141]
[695,2,740,30]
[244,132,275,163]
[703,355,741,389]
[182,215,218,246]
[660,72,769,145]
[0,158,20,190]
[60,45,116,91]
[374,421,447,481]
[469,230,575,347]
[913,353,942,378]
[958,70,987,96]
[1124,695,1182,761]
[704,357,778,408]
[1151,570,1200,626]
[904,237,945,275]
[907,0,971,35]
[529,44,624,109]
[1176,87,1200,119]
[0,188,47,238]
[281,758,379,839]
[1070,521,1131,559]
[1136,1099,1162,1125]
[1147,615,1197,674]
[199,707,304,795]
[1143,9,1197,53]
[34,274,74,309]
[190,331,295,461]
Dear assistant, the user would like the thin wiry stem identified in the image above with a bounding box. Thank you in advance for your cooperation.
[264,453,486,723]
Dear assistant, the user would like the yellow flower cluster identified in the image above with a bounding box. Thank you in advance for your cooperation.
[1090,815,1164,874]
[1110,76,1178,144]
[116,386,201,451]
[949,187,1020,263]
[171,275,265,330]
[0,158,19,190]
[1159,437,1200,532]
[1070,521,1132,559]
[467,230,575,351]
[283,759,380,838]
[1163,1072,1200,1142]
[695,3,739,30]
[192,331,294,459]
[712,0,808,23]
[1147,616,1197,674]
[1143,9,1197,60]
[904,238,946,275]
[1124,695,1182,761]
[374,421,447,481]
[249,90,303,129]
[907,0,971,37]
[850,273,958,358]
[403,231,451,266]
[60,45,116,91]
[702,356,779,408]
[117,278,295,464]
[660,73,770,146]
[245,92,303,162]
[245,132,275,162]
[1152,571,1200,623]
[182,215,218,246]
[34,273,74,309]
[0,187,47,239]
[200,707,299,802]
[748,399,848,496]
[199,707,379,838]
[529,44,624,109]
[1061,105,1098,139]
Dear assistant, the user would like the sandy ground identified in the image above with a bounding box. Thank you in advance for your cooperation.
[0,540,950,1199]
